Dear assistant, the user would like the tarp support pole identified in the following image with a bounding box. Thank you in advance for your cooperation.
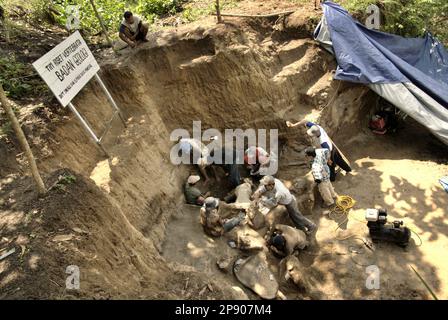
[94,73,127,127]
[67,102,109,157]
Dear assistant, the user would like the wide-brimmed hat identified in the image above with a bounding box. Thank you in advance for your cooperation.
[187,175,200,184]
[204,197,219,209]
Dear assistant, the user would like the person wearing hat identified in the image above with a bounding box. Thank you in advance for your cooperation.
[304,147,338,208]
[267,224,309,258]
[252,176,316,234]
[184,175,209,206]
[286,119,351,181]
[199,197,246,237]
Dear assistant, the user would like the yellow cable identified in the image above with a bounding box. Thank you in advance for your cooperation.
[329,195,357,233]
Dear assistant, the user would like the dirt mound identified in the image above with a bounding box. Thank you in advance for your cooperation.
[0,169,240,299]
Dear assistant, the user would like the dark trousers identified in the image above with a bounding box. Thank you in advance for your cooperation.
[226,164,241,189]
[285,197,316,232]
[223,217,242,232]
[330,148,352,181]
[124,22,146,41]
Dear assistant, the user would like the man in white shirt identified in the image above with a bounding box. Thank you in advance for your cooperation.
[252,176,316,234]
[244,146,278,179]
[119,11,148,48]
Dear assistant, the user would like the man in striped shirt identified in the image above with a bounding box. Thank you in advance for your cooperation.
[305,147,338,208]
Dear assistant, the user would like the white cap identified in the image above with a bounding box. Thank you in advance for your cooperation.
[307,125,320,137]
[260,175,275,185]
[204,197,219,209]
[187,175,200,184]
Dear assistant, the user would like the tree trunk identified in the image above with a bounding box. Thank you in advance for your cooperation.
[0,85,46,195]
[0,6,10,43]
[216,0,223,24]
[88,0,113,47]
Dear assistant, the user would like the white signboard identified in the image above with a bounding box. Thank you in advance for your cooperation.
[33,31,100,107]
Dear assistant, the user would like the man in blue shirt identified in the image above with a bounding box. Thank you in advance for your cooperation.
[286,119,352,181]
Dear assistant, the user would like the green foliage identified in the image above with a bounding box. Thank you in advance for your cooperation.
[48,0,126,34]
[58,173,77,185]
[338,0,448,45]
[136,0,182,17]
[181,2,214,22]
[47,0,185,34]
[0,54,48,99]
[52,173,77,191]
[181,0,241,23]
[7,0,248,33]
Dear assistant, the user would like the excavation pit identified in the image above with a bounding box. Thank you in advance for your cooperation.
[1,12,448,300]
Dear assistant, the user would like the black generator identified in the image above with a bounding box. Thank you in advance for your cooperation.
[365,208,411,247]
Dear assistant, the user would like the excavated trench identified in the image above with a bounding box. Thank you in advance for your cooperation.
[3,13,447,300]
[75,17,377,299]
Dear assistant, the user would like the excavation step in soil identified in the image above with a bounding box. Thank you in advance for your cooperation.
[0,0,448,302]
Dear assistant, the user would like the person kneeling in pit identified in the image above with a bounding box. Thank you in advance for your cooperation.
[200,197,247,237]
[184,175,210,206]
[251,176,317,235]
[119,11,149,48]
[267,224,309,258]
[244,146,277,181]
[305,147,338,208]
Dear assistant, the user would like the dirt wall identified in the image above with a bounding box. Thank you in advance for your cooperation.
[1,13,375,299]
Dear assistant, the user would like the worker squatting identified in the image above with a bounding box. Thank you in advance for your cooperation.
[170,121,279,176]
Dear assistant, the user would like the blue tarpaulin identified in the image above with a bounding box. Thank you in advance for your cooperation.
[314,1,448,145]
[315,1,448,108]
[440,176,448,193]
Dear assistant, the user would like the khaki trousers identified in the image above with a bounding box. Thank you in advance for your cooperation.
[318,180,338,206]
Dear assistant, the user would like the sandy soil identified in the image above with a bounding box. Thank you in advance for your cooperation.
[162,119,448,300]
[1,0,447,299]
